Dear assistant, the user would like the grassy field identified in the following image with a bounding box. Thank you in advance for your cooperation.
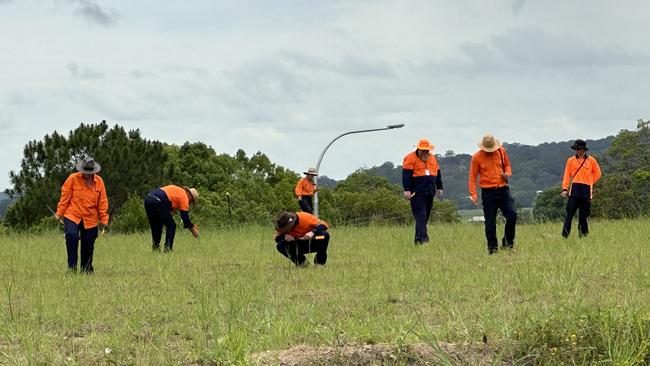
[1,219,650,365]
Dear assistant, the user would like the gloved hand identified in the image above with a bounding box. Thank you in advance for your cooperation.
[190,224,199,238]
[99,224,108,236]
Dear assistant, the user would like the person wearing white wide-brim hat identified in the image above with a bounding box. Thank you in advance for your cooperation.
[294,167,318,214]
[54,156,109,273]
[468,134,517,254]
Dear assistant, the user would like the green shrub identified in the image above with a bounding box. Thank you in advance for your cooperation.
[111,193,148,233]
[32,215,63,233]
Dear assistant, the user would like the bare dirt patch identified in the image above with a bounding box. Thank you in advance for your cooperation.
[251,342,495,365]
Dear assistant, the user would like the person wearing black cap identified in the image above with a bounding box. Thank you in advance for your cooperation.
[561,139,602,238]
[274,211,330,266]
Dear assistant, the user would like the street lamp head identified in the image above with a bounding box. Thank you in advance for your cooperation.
[386,123,405,129]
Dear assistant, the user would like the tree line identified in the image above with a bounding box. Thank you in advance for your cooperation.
[5,121,645,231]
[3,121,459,232]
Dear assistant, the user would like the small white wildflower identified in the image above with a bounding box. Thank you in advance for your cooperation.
[104,348,112,354]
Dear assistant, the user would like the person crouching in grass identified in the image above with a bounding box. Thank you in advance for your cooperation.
[274,211,330,267]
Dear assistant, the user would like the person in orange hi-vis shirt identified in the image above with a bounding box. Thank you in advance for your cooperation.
[468,134,517,254]
[294,167,318,214]
[402,139,443,245]
[144,185,199,252]
[561,139,602,238]
[274,211,330,267]
[54,156,109,273]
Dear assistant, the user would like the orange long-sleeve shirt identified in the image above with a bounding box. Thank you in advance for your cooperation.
[56,172,109,228]
[294,177,316,197]
[285,212,329,238]
[468,147,512,201]
[160,185,191,211]
[562,155,601,198]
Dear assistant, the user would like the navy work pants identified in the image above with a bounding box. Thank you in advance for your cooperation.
[276,232,329,266]
[64,218,98,273]
[562,196,591,238]
[481,187,517,253]
[410,193,434,244]
[298,195,314,214]
[144,195,176,252]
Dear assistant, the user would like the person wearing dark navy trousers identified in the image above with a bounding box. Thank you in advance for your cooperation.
[54,156,109,273]
[402,139,443,245]
[468,134,517,254]
[295,167,318,214]
[144,185,199,252]
[274,211,330,266]
[561,139,602,238]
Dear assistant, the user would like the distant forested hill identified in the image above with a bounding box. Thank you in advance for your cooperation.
[0,192,13,219]
[366,136,615,209]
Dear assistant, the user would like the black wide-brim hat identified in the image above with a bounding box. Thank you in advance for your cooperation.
[75,156,101,174]
[570,139,589,151]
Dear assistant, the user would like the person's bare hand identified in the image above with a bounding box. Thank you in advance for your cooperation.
[561,190,568,198]
[284,234,295,241]
[300,232,315,240]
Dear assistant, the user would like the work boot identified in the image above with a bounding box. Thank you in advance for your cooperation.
[164,239,173,253]
[295,260,309,268]
[501,238,514,249]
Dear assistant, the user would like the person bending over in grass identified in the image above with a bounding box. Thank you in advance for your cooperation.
[54,156,109,273]
[144,185,199,252]
[274,211,330,267]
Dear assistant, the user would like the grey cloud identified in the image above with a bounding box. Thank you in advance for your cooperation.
[224,58,306,104]
[67,62,104,79]
[73,0,118,27]
[512,0,527,15]
[0,0,13,4]
[159,64,210,79]
[130,70,156,79]
[491,27,650,68]
[280,51,395,79]
[8,91,33,106]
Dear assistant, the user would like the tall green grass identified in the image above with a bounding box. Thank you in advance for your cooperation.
[1,220,649,364]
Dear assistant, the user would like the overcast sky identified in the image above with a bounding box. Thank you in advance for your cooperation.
[1,0,649,190]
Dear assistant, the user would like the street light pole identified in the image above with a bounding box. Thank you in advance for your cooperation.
[313,123,405,217]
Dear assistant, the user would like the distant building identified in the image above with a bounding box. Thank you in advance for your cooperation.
[469,216,485,223]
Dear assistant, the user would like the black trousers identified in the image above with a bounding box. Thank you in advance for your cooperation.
[64,218,98,273]
[481,187,517,253]
[562,196,591,237]
[276,232,329,266]
[298,195,314,214]
[144,195,176,251]
[410,193,434,244]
